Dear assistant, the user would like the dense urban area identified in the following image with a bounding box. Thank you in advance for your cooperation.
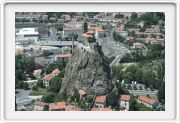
[15,12,165,111]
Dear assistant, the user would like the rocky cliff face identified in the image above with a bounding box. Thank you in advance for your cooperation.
[59,43,113,96]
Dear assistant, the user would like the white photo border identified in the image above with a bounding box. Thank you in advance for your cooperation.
[1,0,179,122]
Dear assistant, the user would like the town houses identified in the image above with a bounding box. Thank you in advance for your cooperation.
[15,12,164,111]
[43,68,61,88]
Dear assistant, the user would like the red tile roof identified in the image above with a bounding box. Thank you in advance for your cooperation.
[133,42,143,46]
[91,106,111,111]
[63,27,81,31]
[52,68,60,75]
[95,95,106,103]
[138,96,157,105]
[120,95,131,101]
[43,74,55,81]
[49,101,66,110]
[55,54,72,58]
[96,28,104,32]
[65,104,76,111]
[33,101,48,106]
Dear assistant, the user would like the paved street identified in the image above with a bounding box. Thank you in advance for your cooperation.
[98,27,130,67]
[15,81,38,109]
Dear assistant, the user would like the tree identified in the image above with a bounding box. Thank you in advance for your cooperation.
[130,96,138,111]
[32,86,38,91]
[41,92,56,103]
[15,96,17,111]
[131,12,138,21]
[140,12,158,26]
[112,64,124,81]
[61,88,68,101]
[37,79,43,88]
[114,13,124,18]
[43,105,49,111]
[54,95,63,102]
[107,90,118,107]
[49,76,62,93]
[23,82,29,90]
[158,80,165,103]
[71,87,80,102]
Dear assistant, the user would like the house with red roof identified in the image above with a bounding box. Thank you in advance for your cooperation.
[42,68,60,88]
[49,101,66,111]
[119,95,131,111]
[94,95,106,108]
[91,106,112,111]
[42,74,55,88]
[63,27,82,37]
[137,95,159,108]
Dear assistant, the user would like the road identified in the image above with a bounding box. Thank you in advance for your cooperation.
[98,27,130,67]
[15,81,38,108]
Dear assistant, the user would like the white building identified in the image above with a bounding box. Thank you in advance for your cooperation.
[33,69,42,78]
[95,28,104,39]
[133,42,144,49]
[115,29,128,37]
[119,95,131,111]
[33,101,48,111]
[63,27,82,37]
[16,28,39,37]
[16,28,39,46]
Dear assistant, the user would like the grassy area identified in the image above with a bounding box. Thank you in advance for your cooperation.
[31,88,48,96]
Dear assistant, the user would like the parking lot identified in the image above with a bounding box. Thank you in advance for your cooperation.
[121,83,158,98]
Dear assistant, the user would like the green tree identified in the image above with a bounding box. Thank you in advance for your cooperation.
[54,95,63,102]
[107,90,118,107]
[131,12,138,21]
[37,79,43,88]
[114,13,124,18]
[41,92,56,103]
[43,105,49,111]
[49,76,62,93]
[71,87,80,102]
[130,96,138,111]
[23,82,29,90]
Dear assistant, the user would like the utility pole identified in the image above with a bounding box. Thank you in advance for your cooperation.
[72,34,74,53]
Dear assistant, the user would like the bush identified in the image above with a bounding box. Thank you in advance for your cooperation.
[37,79,43,88]
[54,95,63,102]
[43,105,49,111]
[86,95,94,103]
[23,82,29,90]
[32,86,38,91]
[41,92,56,103]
